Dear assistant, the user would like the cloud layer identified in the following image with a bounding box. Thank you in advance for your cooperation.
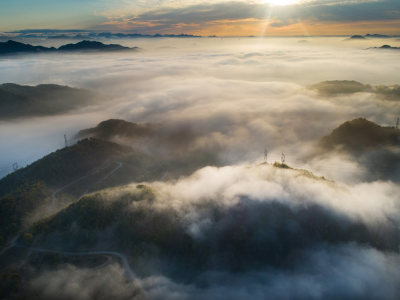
[1,37,400,179]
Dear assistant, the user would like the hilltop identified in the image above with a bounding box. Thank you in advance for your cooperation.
[310,80,370,96]
[348,35,366,40]
[319,118,400,182]
[76,119,155,141]
[321,118,400,152]
[368,45,400,50]
[310,80,400,101]
[58,40,135,52]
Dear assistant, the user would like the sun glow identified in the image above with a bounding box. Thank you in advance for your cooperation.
[265,0,302,6]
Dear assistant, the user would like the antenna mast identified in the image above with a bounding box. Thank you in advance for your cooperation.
[281,152,286,164]
[264,148,268,163]
[64,134,68,148]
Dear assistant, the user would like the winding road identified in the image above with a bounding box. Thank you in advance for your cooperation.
[15,245,136,281]
[1,161,138,282]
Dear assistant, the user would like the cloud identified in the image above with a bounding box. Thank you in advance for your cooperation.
[98,0,400,33]
[20,246,400,300]
[26,264,145,300]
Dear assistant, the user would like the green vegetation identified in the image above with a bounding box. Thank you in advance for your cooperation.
[273,162,291,169]
[0,182,49,246]
[29,186,193,264]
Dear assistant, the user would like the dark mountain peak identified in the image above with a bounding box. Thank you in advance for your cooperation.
[58,40,133,52]
[76,119,155,141]
[0,40,136,56]
[98,119,134,128]
[321,118,400,152]
[365,33,390,38]
[5,40,23,45]
[368,45,400,50]
[349,35,365,40]
[0,40,56,55]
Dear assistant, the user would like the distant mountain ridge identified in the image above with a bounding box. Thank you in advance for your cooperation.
[4,30,202,39]
[348,33,391,40]
[0,40,137,55]
[0,83,99,119]
[0,40,55,54]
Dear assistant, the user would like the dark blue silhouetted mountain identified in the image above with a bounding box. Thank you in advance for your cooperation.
[365,33,390,38]
[0,40,56,55]
[378,45,400,50]
[349,35,365,40]
[58,40,135,52]
[368,45,400,50]
[0,40,137,56]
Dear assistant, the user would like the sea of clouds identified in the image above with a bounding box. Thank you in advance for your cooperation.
[1,37,400,299]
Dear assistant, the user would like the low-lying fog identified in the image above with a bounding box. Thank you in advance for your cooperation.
[1,36,400,299]
[0,37,399,179]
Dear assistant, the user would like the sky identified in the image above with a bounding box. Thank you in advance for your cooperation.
[0,0,400,36]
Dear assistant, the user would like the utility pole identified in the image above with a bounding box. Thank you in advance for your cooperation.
[64,134,68,148]
[281,152,286,164]
[264,148,268,163]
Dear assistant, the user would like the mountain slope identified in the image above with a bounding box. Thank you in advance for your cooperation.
[0,138,131,248]
[0,138,131,197]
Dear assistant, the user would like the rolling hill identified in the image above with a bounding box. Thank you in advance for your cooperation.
[321,118,400,152]
[320,118,400,182]
[0,83,99,119]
